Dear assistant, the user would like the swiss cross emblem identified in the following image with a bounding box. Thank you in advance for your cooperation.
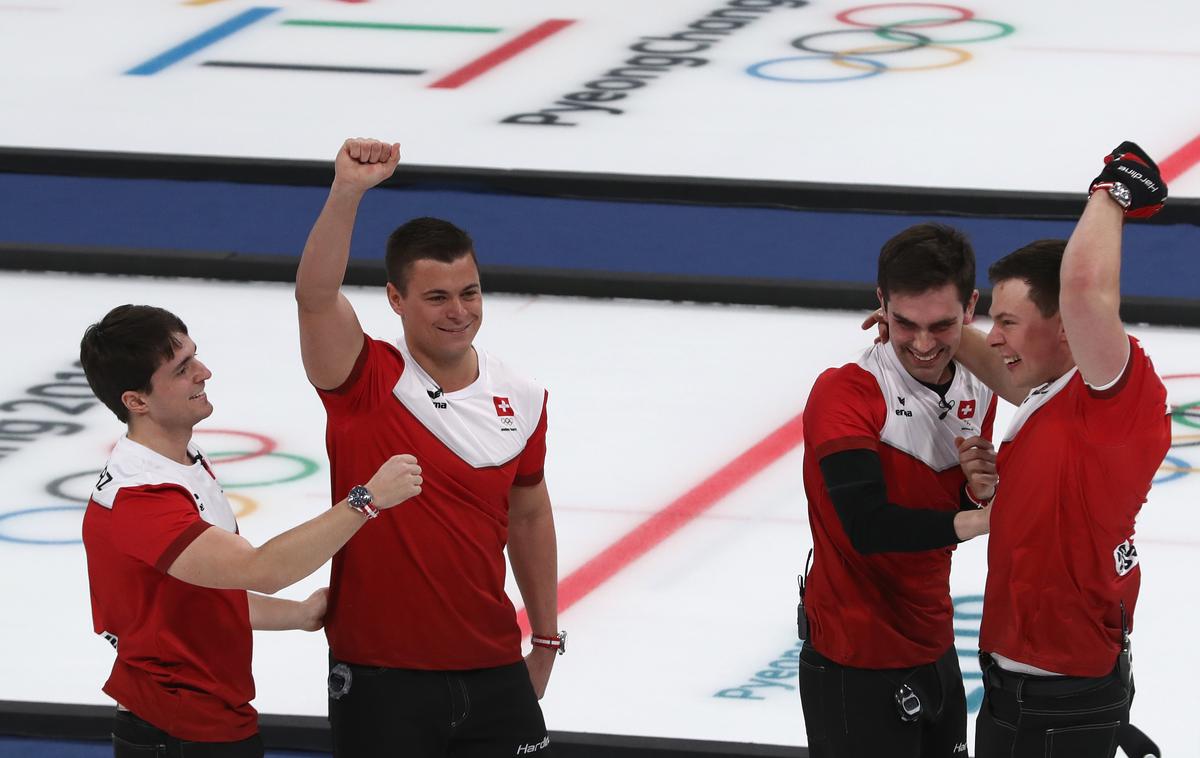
[493,396,515,417]
[957,400,977,420]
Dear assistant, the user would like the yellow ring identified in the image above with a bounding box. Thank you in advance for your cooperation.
[832,44,972,72]
[227,492,259,519]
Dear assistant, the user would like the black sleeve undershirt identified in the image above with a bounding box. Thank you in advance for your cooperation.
[818,448,965,555]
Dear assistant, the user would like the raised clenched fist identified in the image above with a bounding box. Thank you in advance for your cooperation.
[1089,141,1167,219]
[333,138,401,193]
[366,453,423,509]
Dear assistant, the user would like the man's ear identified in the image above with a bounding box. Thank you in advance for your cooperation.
[121,389,149,418]
[964,289,980,325]
[386,282,405,317]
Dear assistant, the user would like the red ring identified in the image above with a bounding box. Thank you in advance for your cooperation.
[1162,374,1200,381]
[195,429,276,464]
[836,3,975,29]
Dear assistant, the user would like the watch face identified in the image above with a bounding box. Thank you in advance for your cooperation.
[1109,182,1132,208]
[349,485,372,508]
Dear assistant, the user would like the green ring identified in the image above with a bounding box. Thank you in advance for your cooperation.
[876,18,1015,44]
[1172,400,1200,430]
[206,451,321,488]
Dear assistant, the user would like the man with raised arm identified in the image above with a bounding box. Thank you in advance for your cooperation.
[953,143,1171,758]
[80,304,421,757]
[800,223,998,758]
[295,139,561,757]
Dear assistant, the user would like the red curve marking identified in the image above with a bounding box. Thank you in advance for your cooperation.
[1159,135,1200,184]
[516,412,806,635]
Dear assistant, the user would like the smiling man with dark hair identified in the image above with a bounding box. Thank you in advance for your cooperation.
[799,223,998,757]
[951,142,1171,758]
[295,139,562,758]
[79,304,422,757]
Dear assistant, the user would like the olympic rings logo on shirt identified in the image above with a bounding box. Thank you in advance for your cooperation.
[746,3,1015,84]
[0,428,322,546]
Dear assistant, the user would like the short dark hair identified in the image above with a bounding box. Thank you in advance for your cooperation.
[877,223,976,307]
[385,217,478,293]
[80,305,188,423]
[987,239,1066,317]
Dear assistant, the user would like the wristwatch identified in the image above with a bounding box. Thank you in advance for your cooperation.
[531,631,567,655]
[347,484,380,519]
[1091,180,1132,209]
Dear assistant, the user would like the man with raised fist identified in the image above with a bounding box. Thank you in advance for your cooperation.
[79,304,422,757]
[799,223,998,757]
[295,139,562,757]
[950,142,1171,758]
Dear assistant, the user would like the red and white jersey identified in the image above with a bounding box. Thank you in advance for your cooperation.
[803,342,996,668]
[981,337,1170,677]
[82,436,255,742]
[319,336,548,670]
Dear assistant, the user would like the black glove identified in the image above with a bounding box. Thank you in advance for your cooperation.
[1089,141,1167,219]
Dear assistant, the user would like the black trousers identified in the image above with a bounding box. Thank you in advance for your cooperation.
[111,710,263,758]
[798,643,968,758]
[975,653,1132,758]
[328,655,551,758]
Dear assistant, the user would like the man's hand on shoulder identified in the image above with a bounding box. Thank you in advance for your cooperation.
[333,138,401,195]
[862,308,888,344]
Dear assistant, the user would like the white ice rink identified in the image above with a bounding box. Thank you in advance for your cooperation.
[0,270,1197,754]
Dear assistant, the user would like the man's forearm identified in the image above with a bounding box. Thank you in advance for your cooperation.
[296,185,366,308]
[508,508,559,635]
[248,593,304,631]
[248,502,364,594]
[957,326,1027,405]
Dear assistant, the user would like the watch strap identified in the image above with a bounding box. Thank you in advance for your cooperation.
[531,631,567,655]
[347,484,380,520]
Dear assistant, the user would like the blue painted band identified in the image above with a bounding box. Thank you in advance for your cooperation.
[126,7,279,76]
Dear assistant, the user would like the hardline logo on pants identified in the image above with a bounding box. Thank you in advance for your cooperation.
[516,735,551,754]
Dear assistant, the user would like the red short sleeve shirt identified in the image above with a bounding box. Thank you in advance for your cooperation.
[82,437,254,742]
[803,343,996,668]
[319,336,549,669]
[981,337,1170,676]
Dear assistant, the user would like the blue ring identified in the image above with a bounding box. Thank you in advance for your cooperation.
[0,505,86,545]
[747,54,886,83]
[1153,454,1191,485]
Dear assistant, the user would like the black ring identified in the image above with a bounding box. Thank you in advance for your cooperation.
[45,469,100,503]
[791,28,930,56]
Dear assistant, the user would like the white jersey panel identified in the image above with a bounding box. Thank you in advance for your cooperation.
[392,342,546,469]
[89,436,238,534]
[858,343,994,471]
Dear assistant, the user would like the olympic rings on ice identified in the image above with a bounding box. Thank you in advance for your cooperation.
[746,3,1014,84]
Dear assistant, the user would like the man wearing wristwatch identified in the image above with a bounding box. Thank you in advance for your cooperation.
[296,138,563,757]
[79,305,422,757]
[949,142,1171,758]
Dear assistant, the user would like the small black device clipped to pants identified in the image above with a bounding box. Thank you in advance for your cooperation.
[797,548,812,641]
[111,710,264,758]
[798,643,967,758]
